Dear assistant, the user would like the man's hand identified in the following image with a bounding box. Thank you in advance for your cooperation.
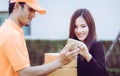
[58,44,79,66]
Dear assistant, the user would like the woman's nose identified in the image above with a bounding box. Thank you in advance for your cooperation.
[77,27,83,32]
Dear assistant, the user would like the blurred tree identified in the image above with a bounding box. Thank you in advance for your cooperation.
[105,31,120,68]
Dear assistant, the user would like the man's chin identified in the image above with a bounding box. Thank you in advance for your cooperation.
[23,23,30,27]
[24,24,29,27]
[24,22,30,27]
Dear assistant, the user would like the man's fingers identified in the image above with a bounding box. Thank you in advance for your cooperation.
[73,48,79,55]
[70,48,79,56]
[61,43,74,53]
[62,44,68,51]
[66,48,79,59]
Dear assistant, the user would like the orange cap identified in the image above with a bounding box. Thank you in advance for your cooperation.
[10,0,46,14]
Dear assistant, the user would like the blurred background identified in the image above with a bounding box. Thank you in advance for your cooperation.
[0,0,120,76]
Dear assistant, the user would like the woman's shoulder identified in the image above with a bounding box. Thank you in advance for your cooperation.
[90,40,105,55]
[91,40,104,47]
[90,40,105,51]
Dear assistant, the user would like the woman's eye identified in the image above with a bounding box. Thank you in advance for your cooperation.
[81,25,87,27]
[82,26,86,27]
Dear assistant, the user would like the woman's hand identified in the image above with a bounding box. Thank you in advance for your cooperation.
[78,42,92,62]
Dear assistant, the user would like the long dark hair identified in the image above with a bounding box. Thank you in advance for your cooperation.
[69,8,97,50]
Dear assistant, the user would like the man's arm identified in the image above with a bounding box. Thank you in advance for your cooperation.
[18,44,79,76]
[18,58,64,76]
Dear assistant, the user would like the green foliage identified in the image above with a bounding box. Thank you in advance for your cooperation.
[26,40,114,65]
[26,40,67,65]
[107,68,120,76]
[26,40,120,76]
[26,40,112,65]
[107,68,120,73]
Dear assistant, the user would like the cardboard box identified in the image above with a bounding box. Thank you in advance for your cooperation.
[44,53,77,68]
[44,53,59,64]
[48,68,77,76]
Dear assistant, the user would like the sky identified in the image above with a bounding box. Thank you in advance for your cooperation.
[0,0,120,40]
[30,0,120,40]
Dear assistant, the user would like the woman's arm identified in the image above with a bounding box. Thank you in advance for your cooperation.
[87,42,107,76]
[78,42,107,76]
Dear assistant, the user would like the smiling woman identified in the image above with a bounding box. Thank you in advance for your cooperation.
[68,8,108,76]
[74,16,89,42]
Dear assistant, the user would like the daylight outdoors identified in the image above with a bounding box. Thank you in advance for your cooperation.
[0,0,120,76]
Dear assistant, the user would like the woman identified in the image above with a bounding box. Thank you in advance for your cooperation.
[69,8,108,76]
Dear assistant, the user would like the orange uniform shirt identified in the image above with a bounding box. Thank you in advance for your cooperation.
[0,19,30,76]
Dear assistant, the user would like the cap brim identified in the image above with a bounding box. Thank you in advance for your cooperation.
[27,3,46,14]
